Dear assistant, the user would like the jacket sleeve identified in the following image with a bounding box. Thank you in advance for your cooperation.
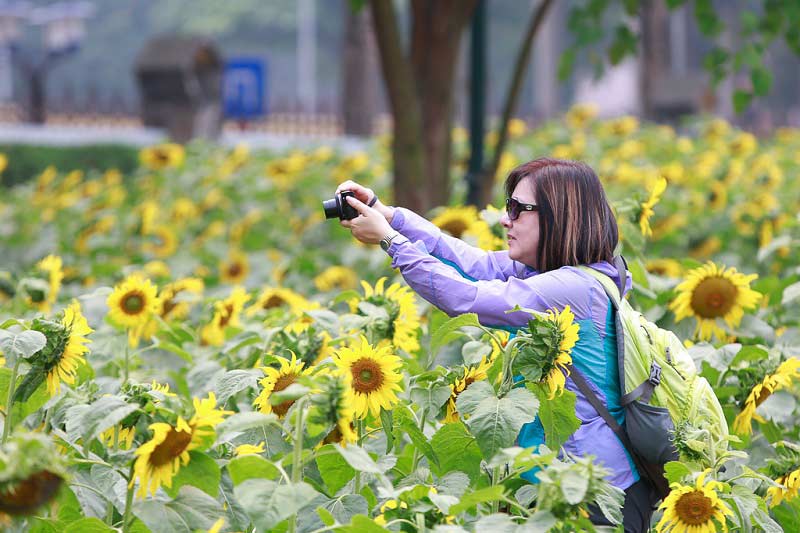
[386,235,592,328]
[390,207,517,281]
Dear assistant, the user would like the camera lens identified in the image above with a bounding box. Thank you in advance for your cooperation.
[322,197,341,219]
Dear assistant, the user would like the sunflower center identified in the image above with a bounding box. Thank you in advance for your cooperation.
[689,276,737,319]
[149,426,193,467]
[162,297,177,317]
[271,372,297,417]
[154,150,170,163]
[0,470,63,515]
[219,304,235,328]
[227,263,243,278]
[675,490,715,525]
[263,295,286,309]
[122,292,146,315]
[755,386,773,407]
[351,358,384,394]
[441,220,469,238]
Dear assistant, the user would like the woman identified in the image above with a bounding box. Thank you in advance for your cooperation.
[337,157,657,532]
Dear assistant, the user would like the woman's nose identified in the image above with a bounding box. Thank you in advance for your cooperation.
[500,212,511,228]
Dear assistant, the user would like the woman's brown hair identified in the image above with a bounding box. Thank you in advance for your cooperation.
[505,158,618,272]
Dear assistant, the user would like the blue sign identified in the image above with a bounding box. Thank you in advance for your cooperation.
[223,58,267,119]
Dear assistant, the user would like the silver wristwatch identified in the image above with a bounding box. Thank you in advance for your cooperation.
[379,231,400,251]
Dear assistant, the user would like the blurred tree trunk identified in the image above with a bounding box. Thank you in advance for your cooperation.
[369,0,477,213]
[341,1,378,136]
[639,0,670,121]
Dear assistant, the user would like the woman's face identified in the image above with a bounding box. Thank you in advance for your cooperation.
[501,177,540,268]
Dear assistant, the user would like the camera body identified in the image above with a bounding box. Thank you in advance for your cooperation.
[322,190,359,220]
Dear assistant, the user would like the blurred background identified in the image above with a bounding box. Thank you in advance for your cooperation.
[1,0,799,138]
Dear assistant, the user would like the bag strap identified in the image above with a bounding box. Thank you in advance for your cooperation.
[578,258,661,406]
[571,365,670,499]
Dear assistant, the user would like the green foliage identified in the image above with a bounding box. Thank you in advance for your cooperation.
[0,144,138,187]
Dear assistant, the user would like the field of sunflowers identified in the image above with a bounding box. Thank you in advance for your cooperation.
[0,106,799,532]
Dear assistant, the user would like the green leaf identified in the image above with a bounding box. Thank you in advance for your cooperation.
[752,508,784,533]
[533,387,580,449]
[133,487,221,533]
[380,407,394,454]
[730,345,768,366]
[215,369,261,405]
[317,507,336,526]
[0,328,47,362]
[216,411,279,440]
[430,423,483,483]
[335,444,383,474]
[164,450,220,498]
[316,444,356,494]
[462,340,492,365]
[430,313,480,357]
[65,396,138,443]
[233,478,320,532]
[733,90,752,113]
[461,387,539,461]
[321,494,368,525]
[663,461,692,484]
[560,469,589,504]
[337,514,387,533]
[396,408,439,468]
[781,281,800,305]
[454,380,494,418]
[751,66,773,96]
[409,383,451,419]
[448,485,505,515]
[227,454,281,485]
[63,518,114,533]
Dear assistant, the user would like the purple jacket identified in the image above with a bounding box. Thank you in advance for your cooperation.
[385,207,638,489]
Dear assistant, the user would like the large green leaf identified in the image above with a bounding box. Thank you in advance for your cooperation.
[409,382,451,419]
[65,395,138,443]
[448,485,505,515]
[233,478,320,532]
[227,454,281,485]
[458,386,539,461]
[164,450,220,498]
[335,444,384,474]
[321,494,368,525]
[316,444,356,494]
[0,328,47,362]
[133,486,220,533]
[395,407,439,468]
[532,386,580,449]
[63,518,114,533]
[214,369,261,405]
[430,423,483,483]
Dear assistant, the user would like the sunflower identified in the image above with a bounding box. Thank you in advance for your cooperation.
[688,236,722,259]
[639,177,667,237]
[317,374,359,446]
[131,393,231,498]
[350,278,421,353]
[669,262,762,341]
[107,274,160,347]
[141,225,178,258]
[431,206,479,239]
[219,250,250,285]
[34,255,64,312]
[201,287,250,346]
[234,442,265,456]
[733,358,800,435]
[708,181,728,211]
[45,302,92,396]
[333,336,403,419]
[101,425,137,450]
[543,305,579,399]
[314,266,358,292]
[246,286,315,317]
[139,143,185,170]
[646,259,683,278]
[655,470,733,533]
[158,278,204,322]
[767,466,800,507]
[444,357,493,423]
[253,353,312,417]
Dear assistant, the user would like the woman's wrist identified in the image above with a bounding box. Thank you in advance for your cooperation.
[375,201,395,224]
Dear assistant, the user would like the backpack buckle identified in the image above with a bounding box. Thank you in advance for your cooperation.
[648,362,662,386]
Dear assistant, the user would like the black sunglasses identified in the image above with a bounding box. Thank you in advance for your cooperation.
[505,197,539,221]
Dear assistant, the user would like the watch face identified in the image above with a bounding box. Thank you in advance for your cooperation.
[380,239,390,251]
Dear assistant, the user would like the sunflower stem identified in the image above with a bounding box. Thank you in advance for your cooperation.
[410,411,427,473]
[500,336,525,396]
[122,464,135,533]
[354,418,365,494]
[123,343,130,384]
[288,397,307,533]
[491,465,501,514]
[415,512,426,532]
[1,358,20,444]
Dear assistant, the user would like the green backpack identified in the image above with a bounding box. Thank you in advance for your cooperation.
[575,258,728,496]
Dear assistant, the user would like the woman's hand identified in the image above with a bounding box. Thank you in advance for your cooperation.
[340,196,394,245]
[335,180,394,223]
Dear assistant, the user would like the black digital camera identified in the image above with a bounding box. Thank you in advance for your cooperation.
[322,190,359,221]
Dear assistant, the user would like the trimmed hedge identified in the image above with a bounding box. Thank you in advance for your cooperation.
[0,144,140,187]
